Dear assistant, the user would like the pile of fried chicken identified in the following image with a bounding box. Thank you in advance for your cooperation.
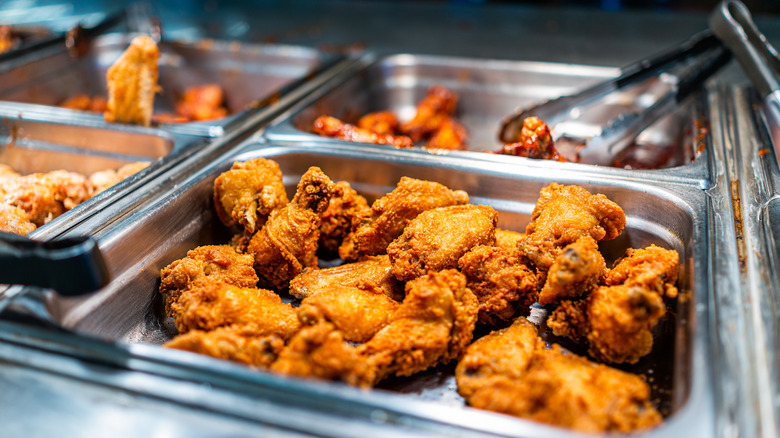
[159,157,679,433]
[0,162,149,235]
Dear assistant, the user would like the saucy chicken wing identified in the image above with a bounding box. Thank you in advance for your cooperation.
[399,85,458,142]
[425,117,468,150]
[289,254,403,301]
[498,116,566,162]
[104,35,159,126]
[357,111,400,136]
[313,115,413,148]
[174,83,228,122]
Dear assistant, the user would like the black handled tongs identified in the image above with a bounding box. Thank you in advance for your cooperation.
[710,0,780,166]
[498,29,727,145]
[0,232,109,296]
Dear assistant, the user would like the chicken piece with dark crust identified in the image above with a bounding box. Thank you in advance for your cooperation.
[318,181,371,255]
[455,317,662,434]
[213,158,289,235]
[248,167,339,290]
[289,255,404,302]
[498,116,566,162]
[387,204,498,282]
[399,85,458,142]
[313,115,413,148]
[165,327,284,368]
[538,235,606,306]
[358,111,400,136]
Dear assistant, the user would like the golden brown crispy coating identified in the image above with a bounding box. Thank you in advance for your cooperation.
[517,183,625,276]
[297,286,400,343]
[400,85,458,142]
[387,204,498,282]
[357,111,400,136]
[88,162,150,194]
[0,205,37,235]
[546,299,589,343]
[494,228,524,251]
[538,235,606,306]
[606,244,679,299]
[455,317,661,434]
[357,269,478,385]
[159,245,258,317]
[213,158,289,235]
[171,281,300,340]
[458,244,538,325]
[346,177,469,260]
[174,83,228,122]
[248,167,339,289]
[425,117,468,150]
[318,181,371,254]
[1,170,92,226]
[164,326,284,368]
[313,115,413,148]
[104,35,159,126]
[288,255,403,301]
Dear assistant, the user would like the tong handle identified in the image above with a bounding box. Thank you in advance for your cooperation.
[0,232,109,296]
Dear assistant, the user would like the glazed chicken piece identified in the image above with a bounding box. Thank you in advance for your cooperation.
[174,84,228,122]
[104,35,159,126]
[289,255,404,302]
[399,85,458,142]
[344,177,469,260]
[60,94,109,113]
[297,286,400,343]
[1,170,93,226]
[313,115,413,149]
[159,245,258,317]
[458,244,538,325]
[538,235,606,306]
[425,117,468,150]
[0,205,37,235]
[357,269,479,385]
[248,167,339,290]
[213,158,289,235]
[498,116,566,161]
[516,183,625,279]
[318,181,371,255]
[88,162,151,194]
[165,327,284,368]
[387,204,498,282]
[358,111,400,136]
[455,317,662,434]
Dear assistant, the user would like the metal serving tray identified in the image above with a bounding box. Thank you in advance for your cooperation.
[0,33,335,137]
[23,139,713,437]
[263,54,710,177]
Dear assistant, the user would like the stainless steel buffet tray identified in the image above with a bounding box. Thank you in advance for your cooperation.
[22,138,714,437]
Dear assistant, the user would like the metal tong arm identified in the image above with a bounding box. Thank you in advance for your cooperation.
[499,28,722,143]
[0,232,109,296]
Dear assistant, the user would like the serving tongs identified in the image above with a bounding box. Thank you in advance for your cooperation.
[710,0,780,167]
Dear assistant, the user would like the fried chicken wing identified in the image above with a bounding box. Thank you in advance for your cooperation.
[345,177,469,260]
[458,244,538,325]
[1,170,92,226]
[494,228,524,251]
[318,181,371,254]
[605,244,680,299]
[289,255,403,301]
[357,269,478,385]
[357,111,400,136]
[174,83,228,122]
[213,158,289,235]
[425,117,468,150]
[88,161,150,194]
[538,235,606,306]
[104,35,159,126]
[165,327,284,368]
[0,205,36,235]
[498,116,566,161]
[400,85,458,142]
[455,317,661,433]
[313,115,413,148]
[387,204,498,281]
[159,245,258,317]
[248,167,339,289]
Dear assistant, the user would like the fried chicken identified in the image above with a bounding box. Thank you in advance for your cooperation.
[399,85,458,142]
[165,326,284,368]
[174,83,228,122]
[318,181,371,255]
[387,204,498,281]
[1,170,92,226]
[313,115,413,148]
[104,35,159,126]
[494,228,524,251]
[357,269,479,385]
[358,111,400,136]
[248,167,339,290]
[88,162,150,194]
[455,317,662,433]
[344,177,469,260]
[60,94,108,113]
[213,158,289,235]
[0,205,36,235]
[498,116,566,161]
[458,244,538,325]
[425,117,468,150]
[289,255,403,302]
[538,235,606,306]
[159,245,258,317]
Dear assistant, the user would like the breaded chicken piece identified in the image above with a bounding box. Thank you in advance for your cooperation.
[425,117,468,150]
[344,177,469,260]
[0,205,37,235]
[516,183,625,278]
[88,161,151,194]
[387,204,498,281]
[171,281,300,340]
[318,181,371,254]
[605,244,679,299]
[313,115,413,148]
[174,83,228,121]
[458,244,538,325]
[60,94,108,113]
[289,255,403,301]
[2,170,92,226]
[164,326,284,368]
[159,245,258,317]
[538,235,606,306]
[213,158,289,235]
[455,317,662,433]
[357,269,478,385]
[297,286,400,343]
[494,228,524,251]
[358,111,400,136]
[400,85,458,142]
[248,167,339,290]
[104,35,159,126]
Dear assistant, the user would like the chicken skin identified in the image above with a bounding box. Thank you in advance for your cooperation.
[344,177,469,260]
[165,327,284,368]
[289,255,404,302]
[400,85,458,142]
[313,115,413,148]
[248,167,339,290]
[358,111,400,136]
[213,158,289,235]
[455,317,661,434]
[387,204,498,281]
[318,181,371,255]
[159,245,258,317]
[538,235,606,306]
[104,35,159,126]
